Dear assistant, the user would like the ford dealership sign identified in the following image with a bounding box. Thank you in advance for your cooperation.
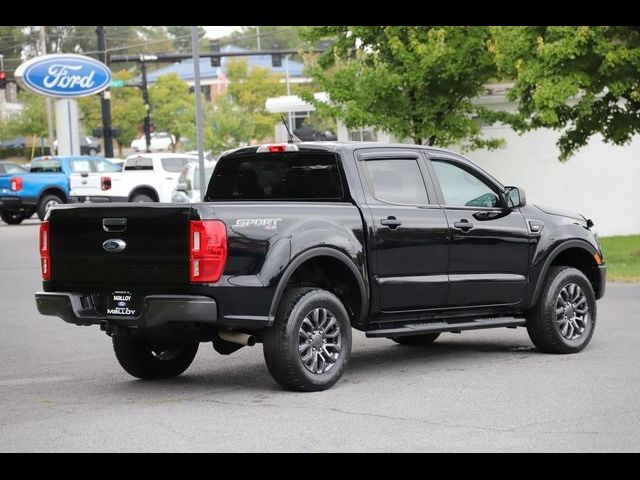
[15,54,112,98]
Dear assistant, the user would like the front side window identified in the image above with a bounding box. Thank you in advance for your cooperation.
[363,158,428,205]
[432,160,501,208]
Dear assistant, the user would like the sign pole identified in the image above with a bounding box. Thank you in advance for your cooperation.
[97,26,114,158]
[191,26,206,202]
[39,26,55,153]
[55,99,80,156]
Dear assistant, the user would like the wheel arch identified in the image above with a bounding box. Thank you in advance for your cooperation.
[128,185,159,202]
[529,239,601,308]
[268,247,369,327]
[37,187,67,205]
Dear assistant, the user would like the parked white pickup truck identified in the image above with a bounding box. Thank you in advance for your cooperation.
[69,153,197,203]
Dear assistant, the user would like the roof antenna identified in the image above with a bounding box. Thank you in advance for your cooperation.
[281,115,301,144]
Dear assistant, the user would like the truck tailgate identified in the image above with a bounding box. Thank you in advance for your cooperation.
[49,204,193,288]
[69,172,103,196]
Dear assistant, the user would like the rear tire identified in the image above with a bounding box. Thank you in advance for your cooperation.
[37,194,63,221]
[263,287,352,392]
[526,266,596,354]
[0,210,25,225]
[131,193,154,203]
[112,335,198,380]
[391,333,440,346]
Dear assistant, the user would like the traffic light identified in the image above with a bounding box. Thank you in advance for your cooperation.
[271,42,282,68]
[210,39,221,67]
[0,71,6,89]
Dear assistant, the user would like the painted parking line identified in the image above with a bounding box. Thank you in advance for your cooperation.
[0,376,70,387]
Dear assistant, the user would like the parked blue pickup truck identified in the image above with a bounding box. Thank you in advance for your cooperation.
[0,156,120,224]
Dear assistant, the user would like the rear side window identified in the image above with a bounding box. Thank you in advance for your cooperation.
[94,160,121,173]
[161,157,190,173]
[363,159,428,205]
[69,159,92,173]
[207,153,344,201]
[124,157,153,171]
[30,158,62,173]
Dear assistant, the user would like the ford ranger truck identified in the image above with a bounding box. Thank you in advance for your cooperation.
[35,142,606,391]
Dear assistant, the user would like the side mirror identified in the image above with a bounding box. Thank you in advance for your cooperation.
[505,186,526,209]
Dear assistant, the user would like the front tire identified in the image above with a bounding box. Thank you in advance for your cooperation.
[526,266,596,354]
[263,288,352,392]
[0,210,25,225]
[37,194,63,221]
[112,335,199,380]
[391,333,440,346]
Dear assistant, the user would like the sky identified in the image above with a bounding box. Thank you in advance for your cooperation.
[202,26,243,39]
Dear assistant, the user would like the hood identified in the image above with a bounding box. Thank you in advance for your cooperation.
[534,204,586,222]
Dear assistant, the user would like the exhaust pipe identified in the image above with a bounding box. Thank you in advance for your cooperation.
[218,331,256,347]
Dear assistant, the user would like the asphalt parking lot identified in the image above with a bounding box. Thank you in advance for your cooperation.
[1,219,639,452]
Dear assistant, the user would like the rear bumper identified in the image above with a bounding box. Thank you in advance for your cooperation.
[35,291,218,328]
[69,196,129,203]
[0,196,37,210]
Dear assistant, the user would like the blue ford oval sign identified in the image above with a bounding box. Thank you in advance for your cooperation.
[15,54,112,98]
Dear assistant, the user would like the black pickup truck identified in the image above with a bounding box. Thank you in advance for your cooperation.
[35,142,606,391]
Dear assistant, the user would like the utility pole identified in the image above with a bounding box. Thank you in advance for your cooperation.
[140,57,152,153]
[39,26,55,153]
[191,27,206,201]
[96,26,114,158]
[256,26,261,51]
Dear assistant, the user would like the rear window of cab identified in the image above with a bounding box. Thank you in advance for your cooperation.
[207,152,345,201]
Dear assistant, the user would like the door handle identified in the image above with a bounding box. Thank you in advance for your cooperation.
[453,220,474,232]
[380,216,402,229]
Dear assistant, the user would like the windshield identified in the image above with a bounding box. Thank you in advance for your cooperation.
[207,153,344,201]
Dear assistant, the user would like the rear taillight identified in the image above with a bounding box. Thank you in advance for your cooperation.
[101,176,112,191]
[39,221,50,281]
[10,176,23,192]
[189,220,227,283]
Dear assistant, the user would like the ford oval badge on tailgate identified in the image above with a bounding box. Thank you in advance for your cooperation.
[103,239,126,253]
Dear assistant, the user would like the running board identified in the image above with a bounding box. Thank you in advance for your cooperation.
[365,318,526,338]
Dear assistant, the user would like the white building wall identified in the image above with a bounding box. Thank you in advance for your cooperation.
[464,125,640,237]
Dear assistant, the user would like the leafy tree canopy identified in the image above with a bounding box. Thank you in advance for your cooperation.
[491,26,640,160]
[79,70,146,156]
[301,26,504,150]
[148,73,195,151]
[226,59,285,141]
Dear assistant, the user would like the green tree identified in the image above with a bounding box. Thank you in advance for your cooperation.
[79,70,146,157]
[0,26,30,73]
[1,90,48,139]
[226,26,304,51]
[226,59,285,141]
[491,26,640,160]
[197,97,255,153]
[301,26,503,150]
[148,73,195,152]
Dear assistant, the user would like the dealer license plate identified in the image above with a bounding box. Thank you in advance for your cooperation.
[107,290,139,317]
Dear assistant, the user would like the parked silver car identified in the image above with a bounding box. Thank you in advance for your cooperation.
[171,159,217,203]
